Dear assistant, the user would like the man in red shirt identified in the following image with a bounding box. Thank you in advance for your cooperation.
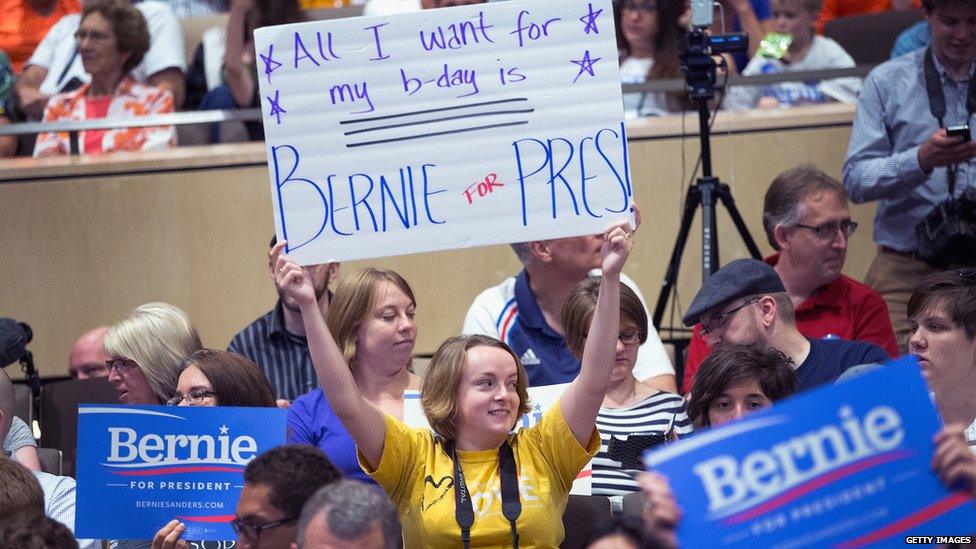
[0,0,80,73]
[682,165,898,393]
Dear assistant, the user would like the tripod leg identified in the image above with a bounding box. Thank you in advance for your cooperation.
[716,183,763,260]
[653,186,702,328]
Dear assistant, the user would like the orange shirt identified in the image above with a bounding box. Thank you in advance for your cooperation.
[817,0,922,34]
[0,0,81,73]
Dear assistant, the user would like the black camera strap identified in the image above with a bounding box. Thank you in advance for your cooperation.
[445,439,521,549]
[922,46,976,198]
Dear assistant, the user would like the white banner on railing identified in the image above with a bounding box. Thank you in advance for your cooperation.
[255,0,631,264]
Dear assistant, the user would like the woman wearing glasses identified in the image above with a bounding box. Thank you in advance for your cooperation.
[562,277,692,510]
[33,0,175,157]
[272,216,634,547]
[105,302,203,405]
[614,0,691,118]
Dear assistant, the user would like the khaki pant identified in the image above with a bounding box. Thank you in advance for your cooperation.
[864,247,942,354]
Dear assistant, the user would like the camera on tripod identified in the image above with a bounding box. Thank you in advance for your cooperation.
[682,29,747,99]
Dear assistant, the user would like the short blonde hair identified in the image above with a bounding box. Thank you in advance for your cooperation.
[421,335,531,441]
[104,302,202,403]
[327,268,415,373]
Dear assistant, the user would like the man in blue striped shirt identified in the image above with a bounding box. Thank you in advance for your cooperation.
[842,0,976,352]
[228,237,339,404]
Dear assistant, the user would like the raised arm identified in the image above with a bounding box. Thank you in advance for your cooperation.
[271,242,387,468]
[559,217,636,446]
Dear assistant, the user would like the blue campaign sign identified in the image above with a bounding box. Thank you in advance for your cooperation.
[644,357,976,548]
[75,405,287,541]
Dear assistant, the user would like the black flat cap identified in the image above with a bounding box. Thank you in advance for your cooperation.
[682,258,786,326]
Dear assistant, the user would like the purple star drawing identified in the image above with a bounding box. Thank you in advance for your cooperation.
[267,90,286,125]
[571,50,602,83]
[259,44,282,85]
[579,2,603,34]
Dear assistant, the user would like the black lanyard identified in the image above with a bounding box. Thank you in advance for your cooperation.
[922,46,976,198]
[444,440,521,549]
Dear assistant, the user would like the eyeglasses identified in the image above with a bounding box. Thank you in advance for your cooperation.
[956,268,976,280]
[699,297,760,337]
[106,358,139,376]
[794,220,858,241]
[166,388,218,406]
[230,516,297,540]
[621,0,655,12]
[74,29,112,43]
[618,328,641,345]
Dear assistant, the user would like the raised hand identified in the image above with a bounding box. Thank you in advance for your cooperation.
[601,223,635,277]
[270,241,316,309]
[150,520,187,549]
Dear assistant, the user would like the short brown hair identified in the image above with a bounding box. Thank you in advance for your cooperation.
[562,277,648,358]
[0,458,44,523]
[244,445,342,519]
[762,165,848,251]
[0,516,78,549]
[180,349,276,407]
[81,0,150,75]
[328,268,416,373]
[687,344,795,428]
[922,0,976,14]
[421,335,531,441]
[770,0,823,16]
[907,269,976,339]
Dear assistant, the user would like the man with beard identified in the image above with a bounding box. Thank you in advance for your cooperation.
[682,165,898,391]
[683,258,889,394]
[228,236,338,404]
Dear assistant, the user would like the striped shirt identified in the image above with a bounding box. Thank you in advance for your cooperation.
[843,48,976,252]
[592,391,693,505]
[228,302,317,402]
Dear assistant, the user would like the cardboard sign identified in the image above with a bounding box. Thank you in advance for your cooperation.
[75,405,287,541]
[643,357,976,547]
[254,0,632,264]
[404,382,592,493]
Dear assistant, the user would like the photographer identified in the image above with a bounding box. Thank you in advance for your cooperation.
[843,0,976,353]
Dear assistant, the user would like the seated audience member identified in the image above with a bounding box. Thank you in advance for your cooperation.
[169,348,277,407]
[1,372,97,548]
[0,515,79,549]
[0,0,80,73]
[288,268,420,484]
[14,0,184,121]
[0,51,18,157]
[228,237,338,404]
[104,302,203,405]
[0,368,41,471]
[723,0,860,110]
[33,0,175,156]
[463,220,677,392]
[683,165,897,392]
[295,479,402,549]
[562,277,692,506]
[686,344,795,427]
[683,258,889,392]
[583,516,648,549]
[68,325,110,379]
[908,269,976,446]
[615,0,691,118]
[891,20,929,58]
[274,219,633,546]
[817,0,920,33]
[716,0,773,69]
[198,0,302,142]
[165,0,228,18]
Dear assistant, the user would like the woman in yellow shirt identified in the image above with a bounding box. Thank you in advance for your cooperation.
[270,216,636,548]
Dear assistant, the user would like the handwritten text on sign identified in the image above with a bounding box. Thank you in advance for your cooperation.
[255,0,631,264]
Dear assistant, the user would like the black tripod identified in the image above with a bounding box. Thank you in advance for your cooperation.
[652,28,762,328]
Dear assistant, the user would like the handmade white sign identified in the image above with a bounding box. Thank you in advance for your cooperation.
[255,0,631,264]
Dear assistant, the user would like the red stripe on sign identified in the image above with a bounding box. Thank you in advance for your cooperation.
[835,491,972,549]
[175,515,236,523]
[110,466,244,476]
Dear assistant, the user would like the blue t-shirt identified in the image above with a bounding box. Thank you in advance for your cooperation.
[795,338,889,392]
[731,0,771,71]
[287,389,376,485]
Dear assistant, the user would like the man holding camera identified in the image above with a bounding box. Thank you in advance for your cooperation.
[843,0,976,352]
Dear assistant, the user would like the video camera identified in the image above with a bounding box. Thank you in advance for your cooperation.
[916,187,976,267]
[681,0,747,100]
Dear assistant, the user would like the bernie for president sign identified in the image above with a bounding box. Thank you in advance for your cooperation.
[75,405,287,541]
[644,356,976,547]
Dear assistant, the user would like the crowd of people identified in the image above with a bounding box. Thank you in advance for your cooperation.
[3,0,976,546]
[0,0,939,156]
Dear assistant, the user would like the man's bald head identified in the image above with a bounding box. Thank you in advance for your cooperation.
[68,326,110,379]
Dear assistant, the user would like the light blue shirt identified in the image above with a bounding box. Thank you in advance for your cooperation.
[891,21,930,59]
[843,48,976,252]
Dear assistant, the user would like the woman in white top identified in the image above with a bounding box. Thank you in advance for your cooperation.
[615,0,691,118]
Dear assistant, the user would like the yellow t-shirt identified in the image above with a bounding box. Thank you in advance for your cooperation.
[360,401,600,548]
